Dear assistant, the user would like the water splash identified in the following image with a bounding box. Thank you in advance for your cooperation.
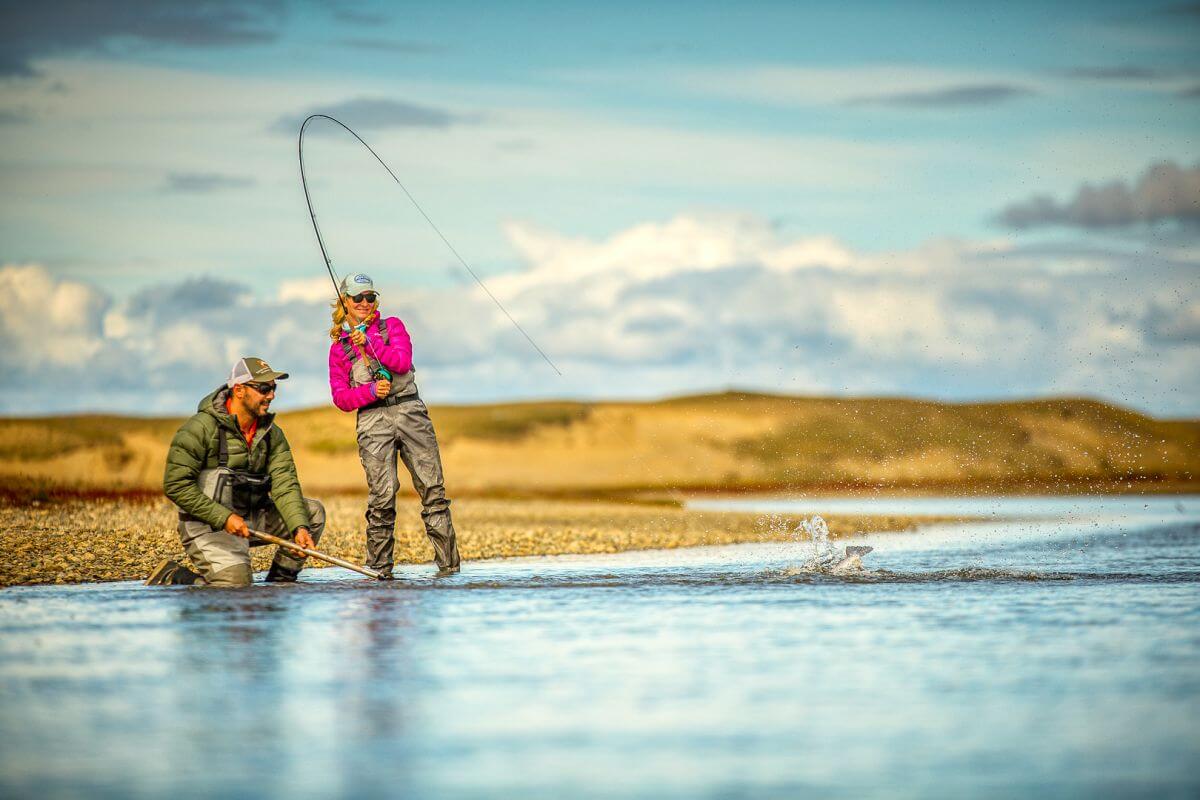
[794,515,841,569]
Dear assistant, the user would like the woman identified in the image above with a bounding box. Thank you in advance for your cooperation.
[327,272,461,578]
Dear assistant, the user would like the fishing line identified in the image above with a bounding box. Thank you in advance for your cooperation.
[297,114,562,376]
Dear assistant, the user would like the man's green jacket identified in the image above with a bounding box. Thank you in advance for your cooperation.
[163,386,311,533]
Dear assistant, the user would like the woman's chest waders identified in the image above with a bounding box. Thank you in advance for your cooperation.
[344,328,460,575]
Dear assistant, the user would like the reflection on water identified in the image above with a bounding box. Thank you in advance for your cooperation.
[1,499,1199,798]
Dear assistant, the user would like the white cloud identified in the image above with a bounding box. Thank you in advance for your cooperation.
[494,214,870,304]
[1,212,1197,415]
[278,276,335,304]
[475,214,1199,413]
[0,264,110,366]
[0,264,335,413]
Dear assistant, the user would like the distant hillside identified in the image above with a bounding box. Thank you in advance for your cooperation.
[1,392,1196,500]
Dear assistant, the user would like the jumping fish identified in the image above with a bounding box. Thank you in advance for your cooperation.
[829,545,874,575]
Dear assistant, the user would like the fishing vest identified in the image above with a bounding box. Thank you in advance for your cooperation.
[179,426,273,523]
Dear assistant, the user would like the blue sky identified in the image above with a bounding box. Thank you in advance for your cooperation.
[1,1,1198,415]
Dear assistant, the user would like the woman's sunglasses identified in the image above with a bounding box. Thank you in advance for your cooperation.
[350,292,378,303]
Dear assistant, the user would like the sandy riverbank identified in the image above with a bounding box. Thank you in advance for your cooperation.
[0,496,936,586]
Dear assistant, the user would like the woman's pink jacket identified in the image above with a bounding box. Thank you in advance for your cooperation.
[327,314,414,412]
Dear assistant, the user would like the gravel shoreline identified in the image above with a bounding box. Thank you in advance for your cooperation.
[0,496,935,586]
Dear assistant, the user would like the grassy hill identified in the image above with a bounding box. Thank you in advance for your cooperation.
[1,392,1197,500]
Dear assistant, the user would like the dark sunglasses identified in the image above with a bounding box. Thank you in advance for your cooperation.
[244,381,277,395]
[350,292,378,304]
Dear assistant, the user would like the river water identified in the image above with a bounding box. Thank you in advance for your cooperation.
[1,496,1198,798]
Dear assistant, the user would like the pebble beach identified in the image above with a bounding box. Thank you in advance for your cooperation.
[0,495,931,586]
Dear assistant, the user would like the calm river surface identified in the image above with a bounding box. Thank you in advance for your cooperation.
[2,496,1198,798]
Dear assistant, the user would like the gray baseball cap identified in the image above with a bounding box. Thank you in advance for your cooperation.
[227,357,289,388]
[339,272,378,296]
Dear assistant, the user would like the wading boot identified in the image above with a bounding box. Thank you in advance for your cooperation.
[435,565,460,578]
[265,563,299,583]
[145,559,202,586]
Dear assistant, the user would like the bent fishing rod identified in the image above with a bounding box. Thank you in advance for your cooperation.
[297,114,562,376]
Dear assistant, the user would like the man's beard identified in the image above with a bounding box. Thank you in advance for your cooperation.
[247,397,269,419]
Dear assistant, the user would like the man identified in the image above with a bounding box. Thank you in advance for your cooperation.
[147,357,326,586]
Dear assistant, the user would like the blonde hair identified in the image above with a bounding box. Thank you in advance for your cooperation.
[328,297,350,340]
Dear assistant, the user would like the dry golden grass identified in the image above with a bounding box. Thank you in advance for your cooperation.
[0,496,933,586]
[1,392,1196,499]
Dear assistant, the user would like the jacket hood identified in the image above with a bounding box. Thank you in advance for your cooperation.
[198,384,276,432]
